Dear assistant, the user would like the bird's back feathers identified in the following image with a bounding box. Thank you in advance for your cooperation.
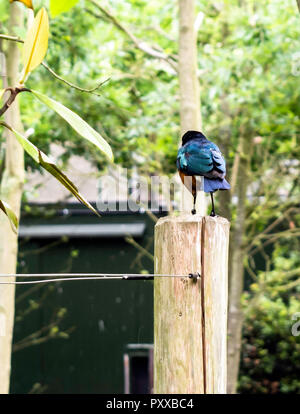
[177,132,231,193]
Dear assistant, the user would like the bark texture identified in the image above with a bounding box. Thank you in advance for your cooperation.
[0,3,24,394]
[226,133,252,394]
[178,0,206,214]
[178,0,202,134]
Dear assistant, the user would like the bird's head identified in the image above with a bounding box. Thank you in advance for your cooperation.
[181,130,207,145]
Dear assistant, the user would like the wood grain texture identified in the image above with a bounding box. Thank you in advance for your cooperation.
[202,216,230,393]
[154,214,229,394]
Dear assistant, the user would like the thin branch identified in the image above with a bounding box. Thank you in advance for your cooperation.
[0,33,23,43]
[255,228,300,240]
[246,207,300,252]
[276,276,300,292]
[41,61,110,96]
[0,87,29,117]
[277,267,300,281]
[15,283,44,304]
[0,34,110,95]
[14,320,59,347]
[258,207,298,235]
[247,269,300,307]
[145,209,158,223]
[248,230,300,257]
[130,236,154,269]
[13,327,74,352]
[125,235,154,261]
[230,135,243,195]
[244,260,258,282]
[13,335,54,352]
[88,0,178,71]
[145,25,176,42]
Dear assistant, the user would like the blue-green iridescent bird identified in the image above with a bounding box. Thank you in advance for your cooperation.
[176,130,231,216]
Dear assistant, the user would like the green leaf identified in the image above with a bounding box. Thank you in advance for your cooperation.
[9,0,33,9]
[0,122,100,217]
[50,0,79,17]
[0,199,18,233]
[31,90,114,162]
[20,7,49,84]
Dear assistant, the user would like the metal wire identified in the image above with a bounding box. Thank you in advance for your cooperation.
[0,273,195,285]
[0,273,184,278]
[0,277,123,285]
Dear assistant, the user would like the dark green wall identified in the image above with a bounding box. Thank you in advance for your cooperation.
[11,204,161,394]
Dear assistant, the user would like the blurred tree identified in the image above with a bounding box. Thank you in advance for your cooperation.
[64,0,300,392]
[19,0,300,393]
[1,0,299,394]
[0,0,112,394]
[0,2,25,394]
[178,0,206,214]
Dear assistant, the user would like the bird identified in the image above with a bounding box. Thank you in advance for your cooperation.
[176,130,230,216]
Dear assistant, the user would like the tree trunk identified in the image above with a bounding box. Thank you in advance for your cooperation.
[226,133,251,394]
[0,3,24,394]
[178,0,206,214]
[217,98,232,221]
[178,0,202,133]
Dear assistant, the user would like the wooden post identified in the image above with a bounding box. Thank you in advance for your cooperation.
[154,214,230,394]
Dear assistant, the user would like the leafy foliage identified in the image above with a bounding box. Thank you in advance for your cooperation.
[1,121,99,216]
[31,89,113,162]
[240,294,300,393]
[1,4,113,220]
[1,0,300,392]
[50,0,80,18]
[240,239,300,393]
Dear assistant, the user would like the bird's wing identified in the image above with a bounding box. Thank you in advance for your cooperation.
[211,149,226,174]
[177,143,213,175]
[176,146,189,169]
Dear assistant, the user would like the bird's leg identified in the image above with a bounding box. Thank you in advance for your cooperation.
[191,193,196,215]
[210,192,216,217]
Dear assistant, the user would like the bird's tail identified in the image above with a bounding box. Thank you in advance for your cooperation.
[204,177,231,193]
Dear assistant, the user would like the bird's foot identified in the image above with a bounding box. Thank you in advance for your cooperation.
[210,210,216,217]
[191,209,196,215]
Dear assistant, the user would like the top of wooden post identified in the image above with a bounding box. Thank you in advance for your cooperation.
[154,212,230,394]
[155,214,230,228]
